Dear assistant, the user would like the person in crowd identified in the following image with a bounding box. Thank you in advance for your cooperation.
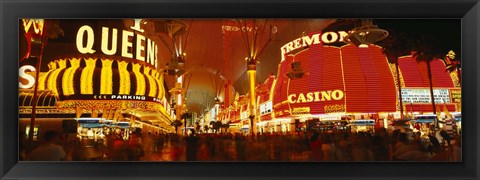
[155,133,165,153]
[128,131,144,161]
[142,132,154,160]
[439,130,451,146]
[185,129,200,161]
[427,132,441,157]
[197,136,209,161]
[28,130,66,161]
[351,134,374,161]
[335,133,352,161]
[451,135,461,161]
[396,143,429,161]
[393,133,411,159]
[206,134,215,160]
[235,134,247,161]
[309,133,323,161]
[372,135,389,161]
[321,134,336,161]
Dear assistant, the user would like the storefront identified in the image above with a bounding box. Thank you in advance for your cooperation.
[399,55,459,113]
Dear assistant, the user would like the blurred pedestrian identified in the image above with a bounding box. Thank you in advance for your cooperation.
[321,134,336,161]
[309,133,323,161]
[185,129,200,161]
[28,131,66,161]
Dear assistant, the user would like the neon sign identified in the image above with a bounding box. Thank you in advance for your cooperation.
[76,24,158,68]
[450,89,461,103]
[280,31,349,61]
[288,89,344,104]
[22,19,44,35]
[19,65,36,89]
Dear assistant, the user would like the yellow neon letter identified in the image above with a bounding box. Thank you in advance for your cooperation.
[332,89,344,100]
[101,27,118,55]
[121,30,134,58]
[136,34,145,61]
[76,25,96,54]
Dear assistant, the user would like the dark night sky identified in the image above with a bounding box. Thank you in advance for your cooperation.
[374,19,461,53]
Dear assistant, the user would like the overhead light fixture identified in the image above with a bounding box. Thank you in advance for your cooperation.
[344,19,389,47]
[175,69,186,77]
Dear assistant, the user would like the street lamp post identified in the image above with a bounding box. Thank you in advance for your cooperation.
[169,81,184,134]
[247,57,257,136]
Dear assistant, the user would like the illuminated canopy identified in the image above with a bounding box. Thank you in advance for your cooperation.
[38,56,166,104]
[19,90,58,108]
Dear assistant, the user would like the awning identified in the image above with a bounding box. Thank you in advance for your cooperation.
[412,119,435,123]
[347,119,375,126]
[19,90,58,108]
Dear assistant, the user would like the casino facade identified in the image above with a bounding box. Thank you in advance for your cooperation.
[19,20,175,141]
[220,30,461,133]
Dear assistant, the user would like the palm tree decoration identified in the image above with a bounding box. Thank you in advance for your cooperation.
[377,30,413,119]
[221,121,231,133]
[209,121,216,133]
[213,121,223,133]
[181,113,190,135]
[412,35,447,131]
[203,125,210,133]
[195,121,201,133]
[171,120,183,134]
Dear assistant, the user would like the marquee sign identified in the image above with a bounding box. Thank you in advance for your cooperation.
[75,21,159,68]
[450,89,461,103]
[401,89,450,103]
[259,100,272,115]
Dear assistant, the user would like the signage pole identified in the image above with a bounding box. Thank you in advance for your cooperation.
[27,29,47,152]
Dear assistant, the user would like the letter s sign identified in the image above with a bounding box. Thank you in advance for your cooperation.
[19,65,36,89]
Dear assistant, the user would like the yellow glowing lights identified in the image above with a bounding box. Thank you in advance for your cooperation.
[47,59,67,95]
[38,62,57,90]
[22,19,44,35]
[62,58,81,95]
[156,72,165,99]
[132,63,146,96]
[143,66,157,97]
[118,61,131,94]
[81,58,97,94]
[37,57,166,103]
[247,70,257,112]
[100,59,114,94]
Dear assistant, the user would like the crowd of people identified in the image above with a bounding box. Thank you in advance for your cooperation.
[22,128,461,162]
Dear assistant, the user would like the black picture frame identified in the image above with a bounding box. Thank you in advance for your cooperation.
[1,0,479,180]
